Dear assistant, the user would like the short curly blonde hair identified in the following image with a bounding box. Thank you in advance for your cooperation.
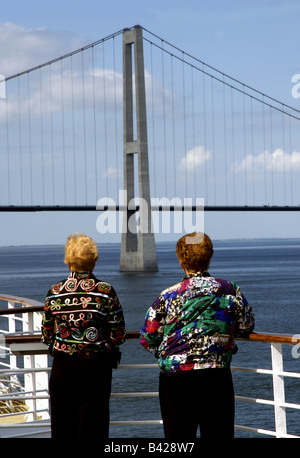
[64,233,99,272]
[176,232,213,273]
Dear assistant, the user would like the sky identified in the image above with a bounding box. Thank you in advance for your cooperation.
[0,0,300,246]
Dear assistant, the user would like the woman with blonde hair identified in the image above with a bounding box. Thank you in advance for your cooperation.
[140,232,254,439]
[42,233,126,438]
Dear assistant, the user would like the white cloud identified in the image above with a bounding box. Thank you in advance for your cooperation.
[144,69,173,112]
[103,167,122,179]
[0,22,123,123]
[235,148,300,173]
[179,145,211,172]
[0,22,83,77]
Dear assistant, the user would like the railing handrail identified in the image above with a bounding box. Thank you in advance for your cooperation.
[237,331,300,345]
[0,294,43,309]
[0,295,299,346]
[2,331,300,346]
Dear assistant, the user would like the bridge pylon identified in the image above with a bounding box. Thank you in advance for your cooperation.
[120,26,158,271]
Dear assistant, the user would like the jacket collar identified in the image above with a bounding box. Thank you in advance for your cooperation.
[182,271,210,280]
[69,271,92,280]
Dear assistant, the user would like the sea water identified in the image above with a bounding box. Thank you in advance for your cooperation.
[0,239,299,438]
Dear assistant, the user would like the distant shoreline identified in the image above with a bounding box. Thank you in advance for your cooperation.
[1,236,299,249]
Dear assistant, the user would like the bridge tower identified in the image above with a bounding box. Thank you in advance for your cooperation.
[120,26,158,271]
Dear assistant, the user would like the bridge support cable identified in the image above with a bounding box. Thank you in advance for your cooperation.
[0,29,124,209]
[142,27,300,209]
[0,25,299,214]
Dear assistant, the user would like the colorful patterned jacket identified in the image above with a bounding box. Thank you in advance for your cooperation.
[41,271,126,357]
[140,272,255,373]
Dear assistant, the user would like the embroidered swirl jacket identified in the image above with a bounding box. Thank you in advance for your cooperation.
[140,272,255,373]
[41,271,126,357]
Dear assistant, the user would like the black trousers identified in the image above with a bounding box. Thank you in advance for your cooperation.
[159,368,235,439]
[49,354,112,438]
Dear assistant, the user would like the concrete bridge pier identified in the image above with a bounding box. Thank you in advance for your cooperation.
[120,26,158,272]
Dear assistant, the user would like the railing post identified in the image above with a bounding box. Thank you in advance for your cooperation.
[23,310,35,420]
[271,343,287,437]
[7,301,17,371]
[23,309,50,421]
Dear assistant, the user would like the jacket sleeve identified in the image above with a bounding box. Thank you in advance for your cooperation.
[232,283,255,337]
[139,295,166,355]
[41,291,55,347]
[107,289,126,347]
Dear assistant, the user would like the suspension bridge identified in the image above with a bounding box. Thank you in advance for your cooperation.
[0,25,299,269]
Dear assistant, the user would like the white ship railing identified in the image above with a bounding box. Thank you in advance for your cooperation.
[0,294,299,438]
